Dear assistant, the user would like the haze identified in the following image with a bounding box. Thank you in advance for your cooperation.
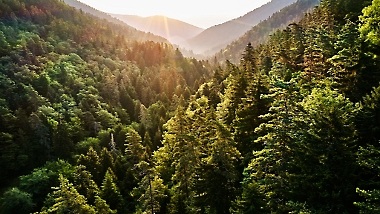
[77,0,272,28]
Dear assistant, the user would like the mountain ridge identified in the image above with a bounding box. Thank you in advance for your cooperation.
[61,0,168,43]
[181,0,298,55]
[216,0,321,63]
[111,14,204,45]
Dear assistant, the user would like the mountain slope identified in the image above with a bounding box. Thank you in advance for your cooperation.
[216,0,321,63]
[62,0,167,43]
[182,0,297,55]
[0,0,213,193]
[111,14,204,45]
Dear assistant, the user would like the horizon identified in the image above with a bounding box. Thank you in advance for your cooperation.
[76,0,272,29]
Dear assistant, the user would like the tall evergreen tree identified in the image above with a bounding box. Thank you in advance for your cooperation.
[100,168,124,212]
[190,97,241,214]
[39,175,96,213]
[234,43,270,164]
[133,160,167,214]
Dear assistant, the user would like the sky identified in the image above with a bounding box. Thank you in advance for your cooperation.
[77,0,272,29]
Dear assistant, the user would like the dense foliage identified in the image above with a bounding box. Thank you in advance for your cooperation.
[1,0,380,213]
[215,0,321,63]
[0,0,212,201]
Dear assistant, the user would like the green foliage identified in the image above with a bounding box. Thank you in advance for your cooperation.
[100,168,124,211]
[293,86,359,212]
[18,160,75,210]
[0,0,212,192]
[356,142,380,213]
[0,187,34,214]
[356,188,380,213]
[356,85,380,213]
[2,0,380,213]
[216,0,321,63]
[94,196,117,214]
[39,175,96,213]
[360,0,380,47]
[133,161,167,214]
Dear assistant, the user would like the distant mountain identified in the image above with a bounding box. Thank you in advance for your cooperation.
[62,0,167,43]
[111,15,204,45]
[182,0,298,55]
[216,0,321,63]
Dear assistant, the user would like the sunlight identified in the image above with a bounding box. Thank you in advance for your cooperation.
[163,16,170,40]
[77,0,272,28]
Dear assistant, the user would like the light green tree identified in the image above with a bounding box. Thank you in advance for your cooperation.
[39,175,96,214]
[359,0,380,47]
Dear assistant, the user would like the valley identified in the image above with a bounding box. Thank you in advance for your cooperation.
[1,0,380,213]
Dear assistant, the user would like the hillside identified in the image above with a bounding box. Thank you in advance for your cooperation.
[111,14,204,45]
[0,0,212,210]
[216,0,321,63]
[62,0,167,43]
[181,0,297,55]
[2,0,380,213]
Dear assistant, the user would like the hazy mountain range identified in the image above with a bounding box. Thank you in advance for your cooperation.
[61,0,167,43]
[63,0,313,57]
[217,0,321,63]
[182,0,298,55]
[111,15,204,45]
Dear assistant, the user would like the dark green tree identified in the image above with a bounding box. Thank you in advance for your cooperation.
[1,187,35,214]
[100,168,124,212]
[234,43,270,163]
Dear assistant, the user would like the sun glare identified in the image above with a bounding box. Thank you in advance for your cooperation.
[78,0,272,28]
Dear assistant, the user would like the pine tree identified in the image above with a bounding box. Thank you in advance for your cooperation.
[355,85,380,213]
[77,147,102,184]
[133,160,167,214]
[100,168,124,212]
[189,97,241,214]
[328,20,362,100]
[359,0,380,49]
[291,86,359,213]
[234,43,270,163]
[245,76,303,213]
[125,127,146,165]
[217,61,245,128]
[73,165,100,206]
[165,105,198,214]
[94,196,117,214]
[39,175,96,213]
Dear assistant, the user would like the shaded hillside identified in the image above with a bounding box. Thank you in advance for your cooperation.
[62,0,167,43]
[182,0,297,55]
[111,14,204,45]
[0,0,212,196]
[216,0,321,63]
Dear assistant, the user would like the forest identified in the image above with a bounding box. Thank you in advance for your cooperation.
[1,0,380,213]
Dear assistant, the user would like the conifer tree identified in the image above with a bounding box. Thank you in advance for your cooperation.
[234,43,270,163]
[246,77,302,213]
[188,97,241,214]
[100,168,124,212]
[328,20,362,100]
[39,175,96,213]
[77,147,102,184]
[355,85,380,213]
[94,196,117,214]
[359,0,380,48]
[217,61,245,128]
[291,86,359,213]
[73,165,100,206]
[133,160,167,214]
[125,128,146,165]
